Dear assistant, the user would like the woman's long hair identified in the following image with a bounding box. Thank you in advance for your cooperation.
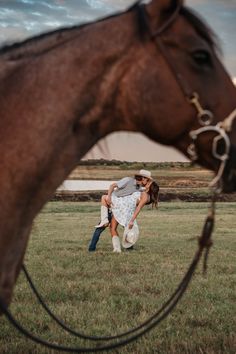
[147,181,159,208]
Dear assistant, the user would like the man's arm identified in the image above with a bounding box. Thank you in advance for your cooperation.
[107,177,130,205]
[107,183,118,205]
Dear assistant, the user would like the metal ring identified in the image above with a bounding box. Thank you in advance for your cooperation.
[212,134,230,162]
[198,110,214,126]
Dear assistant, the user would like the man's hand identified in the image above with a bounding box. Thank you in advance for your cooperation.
[107,196,112,206]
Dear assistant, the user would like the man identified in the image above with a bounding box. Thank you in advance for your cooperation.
[88,169,152,252]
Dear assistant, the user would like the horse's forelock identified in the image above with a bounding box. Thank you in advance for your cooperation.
[137,1,221,55]
[180,6,222,54]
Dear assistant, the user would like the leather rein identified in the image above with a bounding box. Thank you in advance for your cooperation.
[0,1,235,352]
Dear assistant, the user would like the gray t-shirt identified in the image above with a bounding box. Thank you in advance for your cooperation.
[113,177,142,197]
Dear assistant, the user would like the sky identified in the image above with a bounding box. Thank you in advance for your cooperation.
[0,0,236,161]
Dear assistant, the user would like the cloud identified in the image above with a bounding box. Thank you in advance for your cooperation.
[0,0,235,74]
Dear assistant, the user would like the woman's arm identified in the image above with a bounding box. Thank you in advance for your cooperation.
[128,192,149,229]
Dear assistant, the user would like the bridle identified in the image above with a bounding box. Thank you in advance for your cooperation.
[0,1,235,352]
[137,1,236,192]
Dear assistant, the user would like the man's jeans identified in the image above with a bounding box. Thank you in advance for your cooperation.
[88,210,112,252]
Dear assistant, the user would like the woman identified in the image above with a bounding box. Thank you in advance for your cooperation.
[110,181,159,253]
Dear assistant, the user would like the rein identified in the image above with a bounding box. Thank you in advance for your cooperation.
[0,1,235,352]
[0,216,214,352]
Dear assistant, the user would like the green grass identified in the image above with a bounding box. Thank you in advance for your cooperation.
[0,202,235,354]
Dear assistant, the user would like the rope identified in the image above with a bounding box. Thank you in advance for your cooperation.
[21,244,197,342]
[0,201,215,352]
[0,245,201,352]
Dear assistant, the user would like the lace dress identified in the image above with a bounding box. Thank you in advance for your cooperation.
[111,191,141,227]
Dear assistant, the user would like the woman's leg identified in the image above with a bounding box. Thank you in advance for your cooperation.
[110,217,121,253]
[95,195,109,228]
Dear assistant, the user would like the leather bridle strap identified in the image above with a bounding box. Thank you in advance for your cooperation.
[137,2,193,99]
[152,0,183,36]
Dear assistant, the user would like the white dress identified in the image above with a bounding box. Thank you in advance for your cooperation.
[111,191,141,227]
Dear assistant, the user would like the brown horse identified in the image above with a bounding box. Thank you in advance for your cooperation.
[0,0,236,309]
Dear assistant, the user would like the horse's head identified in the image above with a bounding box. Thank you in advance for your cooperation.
[118,0,236,192]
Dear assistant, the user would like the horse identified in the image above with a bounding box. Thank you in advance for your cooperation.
[0,0,235,311]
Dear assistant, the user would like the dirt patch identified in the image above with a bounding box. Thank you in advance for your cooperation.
[168,179,208,188]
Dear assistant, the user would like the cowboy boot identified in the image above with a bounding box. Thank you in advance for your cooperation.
[95,205,109,228]
[112,235,121,253]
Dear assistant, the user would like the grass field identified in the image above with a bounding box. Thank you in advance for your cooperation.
[0,201,235,353]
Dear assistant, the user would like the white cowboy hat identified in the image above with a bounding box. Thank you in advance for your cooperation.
[122,224,139,249]
[135,169,152,179]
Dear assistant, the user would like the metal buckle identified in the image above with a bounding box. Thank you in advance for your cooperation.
[189,92,214,126]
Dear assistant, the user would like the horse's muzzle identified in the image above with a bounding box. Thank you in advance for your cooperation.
[222,145,236,193]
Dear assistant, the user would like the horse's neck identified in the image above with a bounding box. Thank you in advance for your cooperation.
[1,10,138,141]
[0,9,139,214]
[65,13,139,137]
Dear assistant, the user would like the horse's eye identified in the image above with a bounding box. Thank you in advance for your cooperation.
[191,50,212,68]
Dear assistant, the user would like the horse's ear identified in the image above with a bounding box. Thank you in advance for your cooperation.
[145,0,183,31]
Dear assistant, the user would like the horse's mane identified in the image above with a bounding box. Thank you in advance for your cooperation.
[0,2,140,61]
[0,2,220,62]
[180,6,221,53]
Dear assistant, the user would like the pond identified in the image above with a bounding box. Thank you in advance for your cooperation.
[57,180,114,191]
